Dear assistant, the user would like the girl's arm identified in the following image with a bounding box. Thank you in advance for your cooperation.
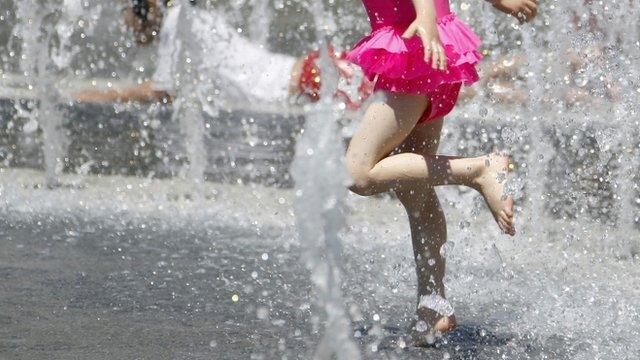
[409,0,437,21]
[401,0,447,70]
[487,0,538,23]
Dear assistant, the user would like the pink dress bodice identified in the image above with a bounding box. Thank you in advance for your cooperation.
[362,0,452,30]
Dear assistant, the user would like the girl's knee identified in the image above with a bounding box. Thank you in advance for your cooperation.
[345,160,375,196]
[348,171,376,196]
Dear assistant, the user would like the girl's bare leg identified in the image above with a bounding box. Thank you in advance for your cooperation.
[394,119,456,344]
[345,93,515,235]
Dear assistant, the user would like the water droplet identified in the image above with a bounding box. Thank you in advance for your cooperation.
[415,320,429,332]
[257,307,269,320]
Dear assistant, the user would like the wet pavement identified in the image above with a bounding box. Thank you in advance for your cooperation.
[0,170,639,359]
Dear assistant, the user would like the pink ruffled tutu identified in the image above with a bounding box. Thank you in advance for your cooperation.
[346,0,482,123]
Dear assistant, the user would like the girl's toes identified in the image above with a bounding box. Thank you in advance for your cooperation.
[498,220,509,234]
[498,212,510,225]
[498,214,515,235]
[499,211,514,228]
[505,222,516,235]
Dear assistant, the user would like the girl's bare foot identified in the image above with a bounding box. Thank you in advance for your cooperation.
[407,314,457,347]
[472,152,516,236]
[407,296,457,347]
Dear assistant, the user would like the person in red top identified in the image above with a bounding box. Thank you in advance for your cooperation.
[293,45,375,110]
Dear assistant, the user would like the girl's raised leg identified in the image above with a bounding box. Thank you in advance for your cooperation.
[345,94,515,235]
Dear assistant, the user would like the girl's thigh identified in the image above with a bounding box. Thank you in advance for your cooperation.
[345,93,429,170]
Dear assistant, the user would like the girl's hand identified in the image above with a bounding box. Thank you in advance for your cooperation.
[402,18,447,71]
[489,0,538,23]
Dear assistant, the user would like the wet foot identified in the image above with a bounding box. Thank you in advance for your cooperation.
[407,314,457,347]
[472,152,515,236]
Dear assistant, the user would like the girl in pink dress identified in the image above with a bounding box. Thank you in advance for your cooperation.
[344,0,538,345]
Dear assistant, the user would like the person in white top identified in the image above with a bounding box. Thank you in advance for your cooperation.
[75,0,294,105]
[74,0,372,109]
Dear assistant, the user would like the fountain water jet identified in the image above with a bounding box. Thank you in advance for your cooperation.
[290,1,361,358]
[12,0,79,187]
[170,1,212,195]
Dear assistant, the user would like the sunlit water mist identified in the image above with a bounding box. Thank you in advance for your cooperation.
[444,1,640,255]
[519,25,554,238]
[0,0,639,359]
